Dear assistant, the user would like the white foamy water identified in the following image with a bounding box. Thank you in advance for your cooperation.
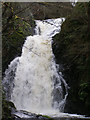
[3,18,69,115]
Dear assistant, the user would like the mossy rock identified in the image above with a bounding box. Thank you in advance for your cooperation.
[2,100,16,120]
[36,114,54,120]
[42,115,54,120]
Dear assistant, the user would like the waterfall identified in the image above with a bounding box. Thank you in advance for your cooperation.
[3,18,68,115]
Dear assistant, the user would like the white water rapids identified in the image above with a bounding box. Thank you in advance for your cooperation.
[4,18,68,115]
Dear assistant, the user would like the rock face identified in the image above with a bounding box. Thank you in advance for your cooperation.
[53,2,90,116]
[10,2,73,20]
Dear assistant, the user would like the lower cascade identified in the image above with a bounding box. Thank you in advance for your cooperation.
[3,18,68,115]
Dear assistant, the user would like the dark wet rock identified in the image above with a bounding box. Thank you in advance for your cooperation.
[11,110,53,120]
[11,110,90,120]
[53,2,90,116]
[10,2,73,20]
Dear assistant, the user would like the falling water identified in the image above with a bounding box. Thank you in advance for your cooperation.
[3,18,68,115]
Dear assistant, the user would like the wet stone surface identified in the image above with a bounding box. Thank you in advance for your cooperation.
[12,110,90,120]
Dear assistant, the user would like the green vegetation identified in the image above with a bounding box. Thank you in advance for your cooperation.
[2,2,35,73]
[36,114,54,120]
[2,99,15,120]
[2,92,15,120]
[53,2,90,115]
[42,115,54,120]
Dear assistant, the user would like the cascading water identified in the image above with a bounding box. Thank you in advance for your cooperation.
[3,18,68,115]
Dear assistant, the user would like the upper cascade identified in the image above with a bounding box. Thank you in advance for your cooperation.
[35,18,65,37]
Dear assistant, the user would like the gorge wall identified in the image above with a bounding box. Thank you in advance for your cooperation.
[10,2,73,20]
[53,2,90,116]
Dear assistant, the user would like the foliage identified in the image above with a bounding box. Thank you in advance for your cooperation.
[2,2,35,73]
[53,2,90,115]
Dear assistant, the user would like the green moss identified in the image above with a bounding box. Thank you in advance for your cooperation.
[36,114,54,120]
[79,83,90,101]
[2,99,15,120]
[42,115,54,120]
